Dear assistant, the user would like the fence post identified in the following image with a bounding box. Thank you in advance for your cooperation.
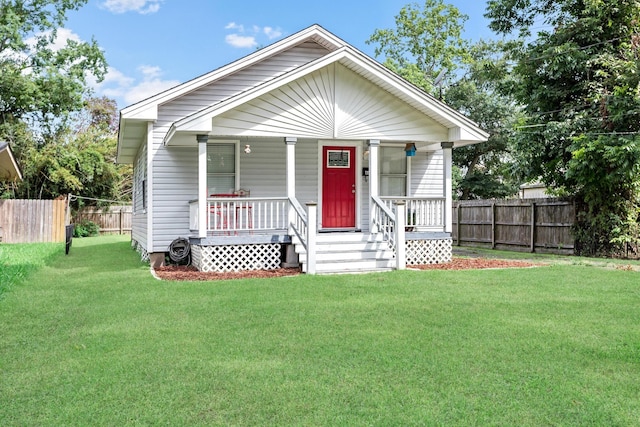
[530,202,536,253]
[119,210,124,235]
[456,202,461,246]
[306,202,317,275]
[395,200,406,270]
[491,202,496,249]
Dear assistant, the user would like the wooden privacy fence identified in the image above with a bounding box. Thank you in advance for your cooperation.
[73,205,132,235]
[453,198,575,254]
[0,199,68,243]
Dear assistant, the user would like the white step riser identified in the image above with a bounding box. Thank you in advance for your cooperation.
[292,234,386,245]
[295,243,391,255]
[298,250,394,263]
[302,259,395,273]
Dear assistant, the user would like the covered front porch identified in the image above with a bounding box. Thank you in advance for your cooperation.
[186,137,454,274]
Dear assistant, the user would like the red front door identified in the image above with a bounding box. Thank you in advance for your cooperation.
[322,146,356,228]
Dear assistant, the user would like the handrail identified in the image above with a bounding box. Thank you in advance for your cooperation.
[371,195,396,251]
[288,196,308,250]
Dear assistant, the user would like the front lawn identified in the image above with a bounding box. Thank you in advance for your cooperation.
[1,236,639,425]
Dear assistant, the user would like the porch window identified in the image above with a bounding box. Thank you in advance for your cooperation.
[207,143,238,194]
[380,146,407,196]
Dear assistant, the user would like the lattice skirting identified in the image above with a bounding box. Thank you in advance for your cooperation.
[406,238,452,265]
[131,239,149,262]
[192,243,282,272]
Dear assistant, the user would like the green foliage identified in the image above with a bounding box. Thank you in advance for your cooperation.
[487,0,640,255]
[368,5,520,200]
[2,97,131,203]
[366,0,470,93]
[0,0,107,125]
[73,219,99,237]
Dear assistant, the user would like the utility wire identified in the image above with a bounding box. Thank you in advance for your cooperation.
[69,194,130,204]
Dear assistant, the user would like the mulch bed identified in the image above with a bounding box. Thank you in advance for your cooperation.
[153,257,543,281]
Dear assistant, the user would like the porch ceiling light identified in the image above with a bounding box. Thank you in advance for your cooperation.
[405,143,416,157]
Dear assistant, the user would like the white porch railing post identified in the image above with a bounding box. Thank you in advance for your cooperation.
[197,134,209,238]
[286,137,297,233]
[368,139,380,232]
[441,142,454,233]
[306,201,317,274]
[395,200,406,270]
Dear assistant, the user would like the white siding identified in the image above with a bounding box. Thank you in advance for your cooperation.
[160,42,329,121]
[294,139,319,206]
[212,63,449,142]
[131,143,147,249]
[239,138,286,196]
[411,150,444,198]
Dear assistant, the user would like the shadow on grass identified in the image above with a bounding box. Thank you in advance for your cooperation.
[0,241,64,298]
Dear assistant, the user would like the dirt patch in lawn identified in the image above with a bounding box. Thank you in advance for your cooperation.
[153,257,543,281]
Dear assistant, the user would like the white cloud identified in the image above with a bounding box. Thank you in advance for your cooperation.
[123,65,179,104]
[224,22,284,48]
[263,26,282,40]
[225,22,244,32]
[91,64,179,106]
[101,0,162,14]
[225,34,257,49]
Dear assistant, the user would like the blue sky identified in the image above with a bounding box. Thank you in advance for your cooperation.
[62,0,496,109]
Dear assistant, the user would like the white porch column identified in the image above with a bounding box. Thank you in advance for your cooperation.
[197,134,209,238]
[285,137,297,232]
[441,141,454,233]
[306,201,317,274]
[368,139,380,232]
[395,200,406,270]
[285,137,297,198]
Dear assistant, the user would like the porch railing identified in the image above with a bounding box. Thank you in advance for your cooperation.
[380,197,445,230]
[190,197,289,234]
[372,195,397,252]
[288,197,308,250]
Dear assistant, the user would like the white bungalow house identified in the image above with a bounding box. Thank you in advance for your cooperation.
[117,25,488,274]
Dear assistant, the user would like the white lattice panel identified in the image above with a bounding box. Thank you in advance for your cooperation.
[406,238,452,265]
[132,239,149,262]
[192,243,282,272]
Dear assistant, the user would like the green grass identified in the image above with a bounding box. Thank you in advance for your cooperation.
[0,240,62,299]
[1,236,639,425]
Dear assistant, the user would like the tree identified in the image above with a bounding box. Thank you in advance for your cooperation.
[445,40,522,199]
[3,97,131,204]
[486,0,640,256]
[366,0,470,93]
[0,0,107,140]
[367,1,520,199]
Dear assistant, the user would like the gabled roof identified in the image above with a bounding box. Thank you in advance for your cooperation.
[118,24,488,163]
[0,141,22,182]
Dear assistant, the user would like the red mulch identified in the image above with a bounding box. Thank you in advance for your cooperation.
[409,257,543,270]
[153,257,543,281]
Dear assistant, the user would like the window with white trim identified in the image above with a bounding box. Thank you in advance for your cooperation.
[380,146,407,196]
[207,143,238,195]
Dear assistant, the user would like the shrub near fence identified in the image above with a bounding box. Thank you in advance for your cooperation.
[453,198,575,255]
[73,205,132,236]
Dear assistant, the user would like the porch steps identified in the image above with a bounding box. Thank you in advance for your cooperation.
[292,232,395,274]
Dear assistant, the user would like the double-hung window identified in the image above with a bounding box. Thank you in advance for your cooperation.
[379,146,408,196]
[207,143,238,195]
